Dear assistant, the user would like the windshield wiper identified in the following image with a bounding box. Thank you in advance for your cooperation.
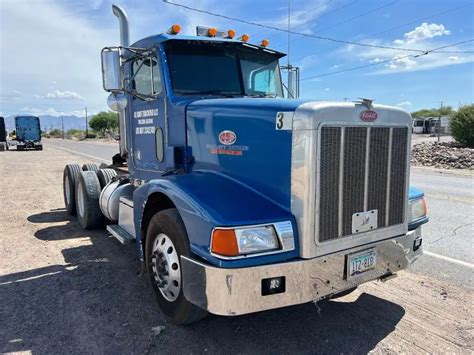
[176,90,237,98]
[245,93,278,98]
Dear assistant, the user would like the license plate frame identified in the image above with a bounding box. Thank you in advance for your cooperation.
[347,248,377,279]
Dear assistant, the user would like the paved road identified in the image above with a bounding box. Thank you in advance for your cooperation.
[44,138,474,288]
[45,138,119,163]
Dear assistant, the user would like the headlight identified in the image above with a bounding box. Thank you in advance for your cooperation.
[211,222,294,258]
[235,226,279,254]
[409,197,427,221]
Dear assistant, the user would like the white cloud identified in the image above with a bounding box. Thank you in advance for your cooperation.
[0,90,22,99]
[370,58,384,63]
[393,23,450,45]
[35,90,85,100]
[295,55,319,71]
[324,88,330,91]
[395,101,413,108]
[448,56,459,61]
[386,55,417,70]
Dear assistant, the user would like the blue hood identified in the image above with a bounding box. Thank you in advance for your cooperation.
[186,98,305,209]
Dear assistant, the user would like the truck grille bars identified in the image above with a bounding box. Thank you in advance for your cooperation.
[318,126,409,242]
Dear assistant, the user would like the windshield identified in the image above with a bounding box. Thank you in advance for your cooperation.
[165,41,284,98]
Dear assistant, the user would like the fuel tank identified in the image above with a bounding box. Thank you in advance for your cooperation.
[99,180,133,222]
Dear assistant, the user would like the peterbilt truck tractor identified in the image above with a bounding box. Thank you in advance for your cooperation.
[62,4,429,324]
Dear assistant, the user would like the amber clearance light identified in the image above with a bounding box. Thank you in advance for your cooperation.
[169,24,181,35]
[240,34,250,42]
[208,27,218,37]
[227,29,236,39]
[261,39,270,47]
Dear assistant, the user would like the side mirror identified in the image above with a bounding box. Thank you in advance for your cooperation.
[101,48,122,92]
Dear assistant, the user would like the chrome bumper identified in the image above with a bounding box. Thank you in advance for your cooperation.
[181,228,423,316]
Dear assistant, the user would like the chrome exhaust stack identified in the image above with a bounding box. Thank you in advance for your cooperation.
[112,4,129,158]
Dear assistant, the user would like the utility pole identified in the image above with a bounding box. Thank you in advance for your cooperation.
[61,116,65,140]
[438,102,443,143]
[85,107,89,138]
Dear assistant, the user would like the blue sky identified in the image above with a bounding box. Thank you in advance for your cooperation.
[0,0,473,117]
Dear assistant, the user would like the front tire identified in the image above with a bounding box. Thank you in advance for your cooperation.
[145,209,207,325]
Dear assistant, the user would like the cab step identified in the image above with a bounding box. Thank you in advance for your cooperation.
[107,224,135,245]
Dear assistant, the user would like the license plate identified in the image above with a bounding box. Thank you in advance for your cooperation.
[348,248,377,278]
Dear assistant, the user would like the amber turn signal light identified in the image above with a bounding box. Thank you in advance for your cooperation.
[211,229,239,256]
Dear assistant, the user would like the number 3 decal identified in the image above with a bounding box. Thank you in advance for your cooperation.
[276,113,284,129]
[275,112,293,130]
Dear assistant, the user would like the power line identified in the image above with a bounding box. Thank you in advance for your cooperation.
[272,0,397,48]
[258,0,338,38]
[268,0,358,43]
[288,3,473,61]
[300,39,474,80]
[163,0,429,53]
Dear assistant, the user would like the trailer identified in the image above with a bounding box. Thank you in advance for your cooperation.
[62,4,429,324]
[14,116,43,150]
[0,117,7,151]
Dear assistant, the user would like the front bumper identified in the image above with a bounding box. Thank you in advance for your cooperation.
[181,228,423,316]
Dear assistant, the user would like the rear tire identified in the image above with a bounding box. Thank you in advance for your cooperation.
[145,208,208,325]
[36,145,43,151]
[75,171,102,229]
[97,168,117,189]
[0,142,5,152]
[63,164,81,215]
[82,163,98,172]
[17,145,24,151]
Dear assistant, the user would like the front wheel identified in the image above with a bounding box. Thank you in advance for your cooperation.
[145,209,207,325]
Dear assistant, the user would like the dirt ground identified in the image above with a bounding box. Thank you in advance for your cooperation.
[0,146,472,354]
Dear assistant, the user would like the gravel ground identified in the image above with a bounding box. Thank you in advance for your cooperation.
[0,147,472,354]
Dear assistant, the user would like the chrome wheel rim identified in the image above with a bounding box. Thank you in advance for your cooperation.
[151,233,181,302]
[77,183,85,218]
[65,175,71,205]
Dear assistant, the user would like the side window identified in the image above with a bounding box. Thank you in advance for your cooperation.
[252,69,276,94]
[132,56,163,97]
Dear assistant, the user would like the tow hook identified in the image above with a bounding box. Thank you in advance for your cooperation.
[379,273,397,282]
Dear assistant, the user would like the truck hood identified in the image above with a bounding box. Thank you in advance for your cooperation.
[186,98,305,209]
[186,98,415,212]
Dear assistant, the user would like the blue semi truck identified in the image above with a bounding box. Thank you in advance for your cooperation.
[0,116,7,151]
[14,116,43,150]
[62,5,428,324]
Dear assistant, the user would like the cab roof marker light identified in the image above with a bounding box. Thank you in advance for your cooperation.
[207,27,218,37]
[167,24,181,35]
[239,34,250,42]
[260,39,269,47]
[227,29,236,39]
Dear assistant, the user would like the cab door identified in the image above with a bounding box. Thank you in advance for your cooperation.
[129,53,166,174]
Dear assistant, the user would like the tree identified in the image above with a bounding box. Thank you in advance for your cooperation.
[88,111,119,137]
[450,104,474,147]
[411,106,454,118]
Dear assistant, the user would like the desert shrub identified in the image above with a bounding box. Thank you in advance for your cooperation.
[450,104,474,147]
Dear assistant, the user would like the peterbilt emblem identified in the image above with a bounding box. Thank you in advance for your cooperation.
[218,130,237,145]
[360,110,378,122]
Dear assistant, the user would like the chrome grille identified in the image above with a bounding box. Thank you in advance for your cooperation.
[318,126,409,242]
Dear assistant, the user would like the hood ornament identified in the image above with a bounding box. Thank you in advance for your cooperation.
[356,97,374,110]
